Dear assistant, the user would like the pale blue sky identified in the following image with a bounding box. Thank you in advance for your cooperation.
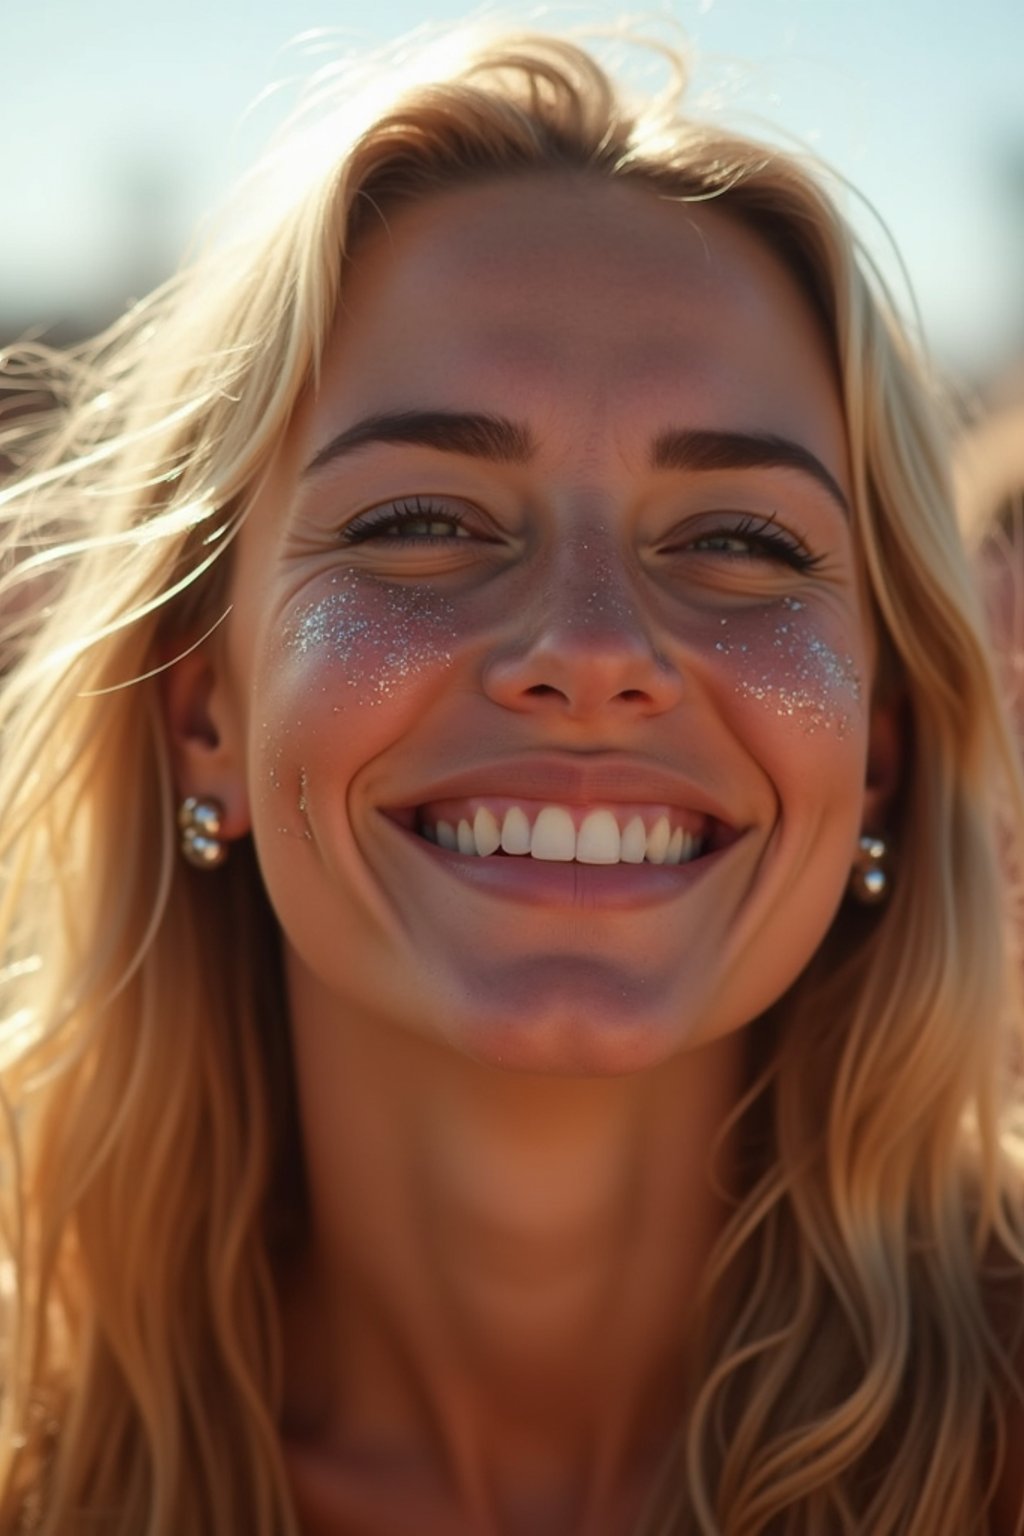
[4,0,1022,373]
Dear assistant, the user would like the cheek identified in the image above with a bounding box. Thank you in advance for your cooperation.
[712,597,864,741]
[249,572,460,835]
[694,599,871,1000]
[702,595,871,877]
[282,571,459,708]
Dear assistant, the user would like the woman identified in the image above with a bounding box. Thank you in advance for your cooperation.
[1,21,1023,1535]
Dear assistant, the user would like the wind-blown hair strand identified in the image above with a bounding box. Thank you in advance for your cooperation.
[1,22,1023,1535]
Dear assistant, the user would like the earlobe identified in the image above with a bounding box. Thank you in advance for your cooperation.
[159,636,251,840]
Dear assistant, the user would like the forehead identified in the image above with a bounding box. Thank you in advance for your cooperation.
[307,173,848,476]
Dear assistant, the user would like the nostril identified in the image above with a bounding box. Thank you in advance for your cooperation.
[482,636,684,718]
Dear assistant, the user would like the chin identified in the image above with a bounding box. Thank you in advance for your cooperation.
[439,960,706,1077]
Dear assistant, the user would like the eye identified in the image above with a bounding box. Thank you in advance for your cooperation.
[341,497,483,545]
[675,513,825,574]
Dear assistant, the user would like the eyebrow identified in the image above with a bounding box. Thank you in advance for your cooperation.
[303,408,850,517]
[651,427,850,518]
[304,410,534,474]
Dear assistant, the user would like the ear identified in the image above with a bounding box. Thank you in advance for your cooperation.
[860,690,906,835]
[159,637,251,840]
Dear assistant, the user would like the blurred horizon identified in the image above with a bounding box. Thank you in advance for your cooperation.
[4,0,1023,383]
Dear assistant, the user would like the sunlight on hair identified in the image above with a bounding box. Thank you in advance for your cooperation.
[0,16,1022,1536]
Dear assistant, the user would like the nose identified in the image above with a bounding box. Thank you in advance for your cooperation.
[481,549,684,721]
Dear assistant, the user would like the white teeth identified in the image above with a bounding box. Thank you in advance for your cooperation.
[664,829,701,864]
[473,805,501,856]
[576,808,621,864]
[436,820,457,851]
[645,815,671,864]
[620,815,646,864]
[426,804,706,865]
[530,806,576,862]
[500,805,532,855]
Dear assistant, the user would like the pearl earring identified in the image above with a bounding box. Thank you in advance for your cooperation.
[178,796,228,869]
[848,833,890,904]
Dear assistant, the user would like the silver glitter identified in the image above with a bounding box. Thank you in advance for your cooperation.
[297,765,310,820]
[286,573,456,705]
[715,601,861,736]
[266,740,283,792]
[550,536,637,629]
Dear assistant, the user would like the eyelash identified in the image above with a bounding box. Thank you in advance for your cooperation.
[683,513,825,573]
[341,501,824,573]
[341,498,474,544]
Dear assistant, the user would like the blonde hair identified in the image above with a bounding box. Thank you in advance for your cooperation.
[2,22,1023,1535]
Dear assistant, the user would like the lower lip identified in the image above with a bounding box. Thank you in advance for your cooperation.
[384,819,733,910]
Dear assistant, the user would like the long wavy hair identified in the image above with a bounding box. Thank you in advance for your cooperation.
[2,22,1023,1535]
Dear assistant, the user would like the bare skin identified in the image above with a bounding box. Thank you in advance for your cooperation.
[166,174,901,1531]
[278,1022,746,1534]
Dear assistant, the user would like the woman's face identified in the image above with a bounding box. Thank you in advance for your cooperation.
[212,173,897,1074]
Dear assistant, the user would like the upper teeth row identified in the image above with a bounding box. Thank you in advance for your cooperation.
[424,805,702,865]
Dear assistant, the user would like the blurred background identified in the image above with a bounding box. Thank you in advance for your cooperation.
[2,0,1022,498]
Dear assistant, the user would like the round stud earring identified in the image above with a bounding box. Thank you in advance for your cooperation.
[848,832,890,905]
[178,796,228,869]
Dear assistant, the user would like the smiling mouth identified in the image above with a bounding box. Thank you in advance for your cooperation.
[400,798,723,866]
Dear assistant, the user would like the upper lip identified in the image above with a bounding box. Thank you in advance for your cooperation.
[381,753,742,831]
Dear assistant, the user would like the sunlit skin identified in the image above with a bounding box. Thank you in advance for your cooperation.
[167,175,900,1534]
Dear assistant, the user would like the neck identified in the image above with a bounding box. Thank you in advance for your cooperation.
[279,964,747,1535]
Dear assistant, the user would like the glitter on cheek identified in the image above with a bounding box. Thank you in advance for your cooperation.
[257,573,460,841]
[296,765,313,840]
[265,730,283,792]
[285,572,458,705]
[714,599,863,736]
[256,725,313,841]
